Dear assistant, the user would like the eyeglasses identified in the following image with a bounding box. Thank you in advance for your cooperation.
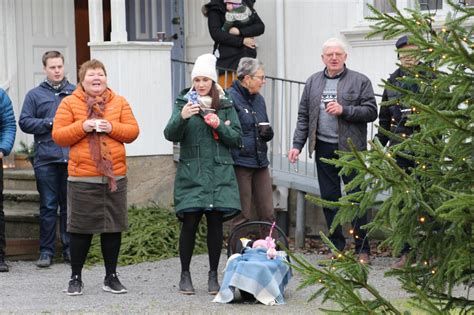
[252,75,266,81]
[323,52,345,58]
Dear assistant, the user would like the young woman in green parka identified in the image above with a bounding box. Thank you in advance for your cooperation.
[164,54,242,296]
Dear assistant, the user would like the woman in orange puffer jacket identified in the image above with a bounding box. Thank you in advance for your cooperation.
[52,59,139,297]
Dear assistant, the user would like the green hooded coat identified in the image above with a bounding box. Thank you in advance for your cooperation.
[164,88,242,220]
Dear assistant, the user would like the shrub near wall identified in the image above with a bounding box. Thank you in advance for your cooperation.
[87,205,208,265]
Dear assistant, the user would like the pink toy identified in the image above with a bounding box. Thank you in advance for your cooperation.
[252,222,277,259]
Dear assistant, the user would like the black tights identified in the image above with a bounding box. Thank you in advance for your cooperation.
[179,211,223,273]
[70,232,122,279]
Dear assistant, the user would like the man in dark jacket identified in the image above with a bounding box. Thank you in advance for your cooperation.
[376,35,420,152]
[202,0,264,87]
[288,38,377,264]
[19,51,75,268]
[0,88,17,272]
[375,35,420,268]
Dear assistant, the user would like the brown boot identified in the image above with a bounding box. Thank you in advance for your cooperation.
[391,253,408,269]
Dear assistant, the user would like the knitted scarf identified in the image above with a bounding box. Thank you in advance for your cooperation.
[83,87,117,192]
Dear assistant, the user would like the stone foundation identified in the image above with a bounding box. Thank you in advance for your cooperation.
[126,155,176,208]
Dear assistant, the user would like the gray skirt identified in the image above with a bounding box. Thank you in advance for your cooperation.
[67,177,128,234]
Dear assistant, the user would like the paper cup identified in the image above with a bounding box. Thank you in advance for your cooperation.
[95,120,104,132]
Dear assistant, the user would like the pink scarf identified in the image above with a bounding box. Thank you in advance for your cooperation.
[82,87,117,192]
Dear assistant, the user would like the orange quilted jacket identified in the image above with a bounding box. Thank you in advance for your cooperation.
[52,87,139,177]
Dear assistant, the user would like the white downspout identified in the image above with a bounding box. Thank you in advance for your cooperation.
[275,0,294,245]
[276,0,285,78]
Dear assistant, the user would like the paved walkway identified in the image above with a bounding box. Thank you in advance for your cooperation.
[0,253,468,314]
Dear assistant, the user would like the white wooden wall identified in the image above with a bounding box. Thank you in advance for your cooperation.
[183,0,402,94]
[0,0,77,150]
[90,42,174,156]
[183,0,212,63]
[0,0,18,104]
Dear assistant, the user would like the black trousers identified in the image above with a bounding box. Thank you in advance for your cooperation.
[0,161,5,257]
[315,140,370,254]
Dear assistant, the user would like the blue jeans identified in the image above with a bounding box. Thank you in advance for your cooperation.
[34,163,70,257]
[315,140,370,254]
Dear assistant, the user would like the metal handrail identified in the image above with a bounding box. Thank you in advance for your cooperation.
[170,59,377,191]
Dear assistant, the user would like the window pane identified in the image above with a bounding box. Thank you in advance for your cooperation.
[418,0,443,10]
[373,0,396,13]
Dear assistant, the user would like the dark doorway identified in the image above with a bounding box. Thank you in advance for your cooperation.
[125,0,185,101]
[74,0,111,81]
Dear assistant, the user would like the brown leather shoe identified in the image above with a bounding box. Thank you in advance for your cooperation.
[357,253,371,265]
[391,253,408,269]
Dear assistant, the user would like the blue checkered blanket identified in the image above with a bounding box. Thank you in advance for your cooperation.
[213,248,291,305]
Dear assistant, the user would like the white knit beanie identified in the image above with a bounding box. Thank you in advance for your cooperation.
[191,53,218,82]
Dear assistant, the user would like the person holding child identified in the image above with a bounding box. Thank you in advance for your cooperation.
[202,0,265,88]
[164,53,242,295]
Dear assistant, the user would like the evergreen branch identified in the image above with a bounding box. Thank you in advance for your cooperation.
[407,99,470,132]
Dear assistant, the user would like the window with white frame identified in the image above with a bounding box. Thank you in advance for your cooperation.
[343,0,471,46]
[364,0,470,16]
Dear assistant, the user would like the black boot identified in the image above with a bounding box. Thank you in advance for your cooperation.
[0,255,9,272]
[208,270,220,295]
[179,271,195,295]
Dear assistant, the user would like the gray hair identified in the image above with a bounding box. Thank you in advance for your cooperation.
[237,58,264,80]
[322,38,347,54]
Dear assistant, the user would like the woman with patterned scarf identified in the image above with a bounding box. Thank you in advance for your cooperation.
[52,59,139,296]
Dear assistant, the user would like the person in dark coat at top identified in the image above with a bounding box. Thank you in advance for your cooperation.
[227,57,275,228]
[202,0,265,88]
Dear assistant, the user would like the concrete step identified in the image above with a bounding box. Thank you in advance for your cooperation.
[5,213,39,239]
[5,214,40,260]
[2,170,42,260]
[4,189,40,213]
[5,216,65,261]
[5,239,39,260]
[4,169,37,191]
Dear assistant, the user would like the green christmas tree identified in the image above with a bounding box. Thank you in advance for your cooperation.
[290,1,473,313]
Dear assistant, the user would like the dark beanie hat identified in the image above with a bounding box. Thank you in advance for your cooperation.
[396,35,409,49]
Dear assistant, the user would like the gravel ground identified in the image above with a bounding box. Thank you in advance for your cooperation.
[0,253,469,314]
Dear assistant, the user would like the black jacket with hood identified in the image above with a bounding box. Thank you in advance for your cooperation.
[203,0,265,71]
